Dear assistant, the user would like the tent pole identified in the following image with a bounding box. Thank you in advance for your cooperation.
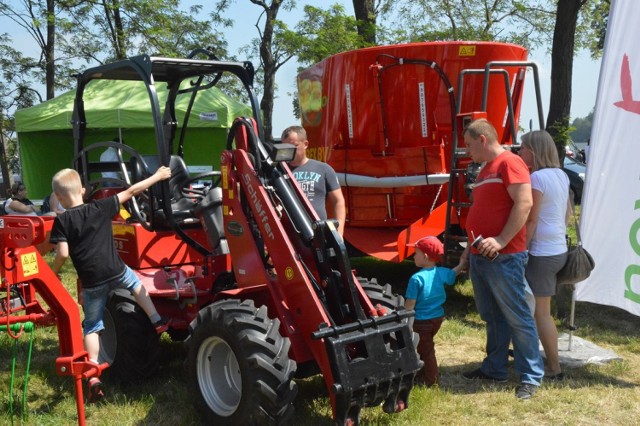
[568,288,576,351]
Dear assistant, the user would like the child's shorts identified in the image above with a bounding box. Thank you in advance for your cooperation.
[82,266,142,335]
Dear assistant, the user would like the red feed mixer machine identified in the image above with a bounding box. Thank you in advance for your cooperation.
[297,41,544,264]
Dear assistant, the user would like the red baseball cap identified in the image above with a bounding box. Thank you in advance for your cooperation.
[408,236,444,260]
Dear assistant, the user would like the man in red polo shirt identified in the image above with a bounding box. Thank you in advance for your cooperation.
[461,118,544,400]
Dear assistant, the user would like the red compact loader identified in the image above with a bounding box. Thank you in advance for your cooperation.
[70,51,422,425]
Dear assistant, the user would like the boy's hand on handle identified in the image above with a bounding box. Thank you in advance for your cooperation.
[155,166,172,181]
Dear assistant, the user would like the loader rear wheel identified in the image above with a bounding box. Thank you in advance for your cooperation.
[185,299,297,425]
[100,290,160,381]
[359,279,418,348]
[358,278,405,312]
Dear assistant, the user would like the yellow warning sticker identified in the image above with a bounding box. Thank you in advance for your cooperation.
[285,267,294,280]
[459,46,477,57]
[222,165,228,189]
[21,252,38,277]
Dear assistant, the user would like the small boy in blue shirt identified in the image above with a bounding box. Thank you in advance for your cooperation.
[405,236,467,386]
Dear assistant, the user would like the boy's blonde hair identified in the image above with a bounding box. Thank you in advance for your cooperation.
[52,168,82,196]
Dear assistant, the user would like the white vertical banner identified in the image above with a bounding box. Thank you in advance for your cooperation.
[574,0,640,316]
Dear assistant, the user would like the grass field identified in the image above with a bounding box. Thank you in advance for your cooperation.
[3,221,640,425]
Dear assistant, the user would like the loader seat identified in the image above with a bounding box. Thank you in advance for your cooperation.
[194,186,227,253]
[167,155,198,213]
[129,154,198,228]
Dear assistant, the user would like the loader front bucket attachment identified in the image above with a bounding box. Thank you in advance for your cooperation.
[312,310,422,424]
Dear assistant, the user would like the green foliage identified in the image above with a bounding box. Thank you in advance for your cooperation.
[547,117,575,159]
[570,109,594,143]
[57,0,228,64]
[0,0,78,93]
[383,0,556,50]
[585,0,610,59]
[293,4,368,67]
[0,35,41,113]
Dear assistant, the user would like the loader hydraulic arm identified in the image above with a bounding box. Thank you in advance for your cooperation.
[223,117,423,424]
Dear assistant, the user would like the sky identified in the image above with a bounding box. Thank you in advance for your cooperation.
[4,0,602,138]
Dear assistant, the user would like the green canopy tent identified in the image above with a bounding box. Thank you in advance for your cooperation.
[14,79,252,198]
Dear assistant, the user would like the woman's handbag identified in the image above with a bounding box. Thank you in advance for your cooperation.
[557,210,595,286]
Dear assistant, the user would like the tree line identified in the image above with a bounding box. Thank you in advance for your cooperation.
[0,0,609,194]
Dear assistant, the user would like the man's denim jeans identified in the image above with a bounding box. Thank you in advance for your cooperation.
[470,252,544,385]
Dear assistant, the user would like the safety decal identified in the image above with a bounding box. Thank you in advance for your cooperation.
[285,267,295,280]
[345,83,354,139]
[20,252,38,277]
[459,46,476,56]
[221,165,228,189]
[418,82,428,138]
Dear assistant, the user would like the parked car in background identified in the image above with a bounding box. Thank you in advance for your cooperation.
[565,140,586,163]
[563,156,586,204]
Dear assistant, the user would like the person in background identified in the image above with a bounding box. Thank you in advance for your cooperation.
[281,125,346,236]
[49,166,171,403]
[519,130,571,381]
[461,118,544,400]
[4,182,38,216]
[49,191,66,215]
[404,236,467,387]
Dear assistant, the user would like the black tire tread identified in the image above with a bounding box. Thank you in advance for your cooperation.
[105,290,160,381]
[185,299,297,425]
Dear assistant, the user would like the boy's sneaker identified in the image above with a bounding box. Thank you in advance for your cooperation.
[87,377,105,403]
[515,383,538,400]
[153,319,168,335]
[462,368,508,383]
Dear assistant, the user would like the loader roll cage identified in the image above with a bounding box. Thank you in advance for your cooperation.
[71,53,262,255]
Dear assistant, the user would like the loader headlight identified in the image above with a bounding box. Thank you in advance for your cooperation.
[270,143,297,162]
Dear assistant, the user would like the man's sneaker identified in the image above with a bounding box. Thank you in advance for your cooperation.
[462,368,508,383]
[87,377,105,403]
[153,319,168,335]
[515,383,538,400]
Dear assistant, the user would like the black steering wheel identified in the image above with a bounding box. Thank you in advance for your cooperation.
[75,142,158,231]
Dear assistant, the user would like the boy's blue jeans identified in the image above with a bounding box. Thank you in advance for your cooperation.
[81,266,141,335]
[469,252,544,385]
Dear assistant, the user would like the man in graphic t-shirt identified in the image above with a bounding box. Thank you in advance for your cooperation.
[281,125,345,236]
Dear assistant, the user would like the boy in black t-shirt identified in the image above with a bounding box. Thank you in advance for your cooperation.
[49,166,171,403]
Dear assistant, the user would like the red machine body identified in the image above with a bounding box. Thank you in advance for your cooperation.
[0,216,106,426]
[298,41,534,261]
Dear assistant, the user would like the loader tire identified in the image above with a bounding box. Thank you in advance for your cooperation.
[185,299,297,425]
[360,277,421,401]
[360,279,420,344]
[101,290,160,381]
[358,278,405,311]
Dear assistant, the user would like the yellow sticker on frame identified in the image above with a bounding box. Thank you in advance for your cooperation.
[21,252,39,277]
[459,46,476,56]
